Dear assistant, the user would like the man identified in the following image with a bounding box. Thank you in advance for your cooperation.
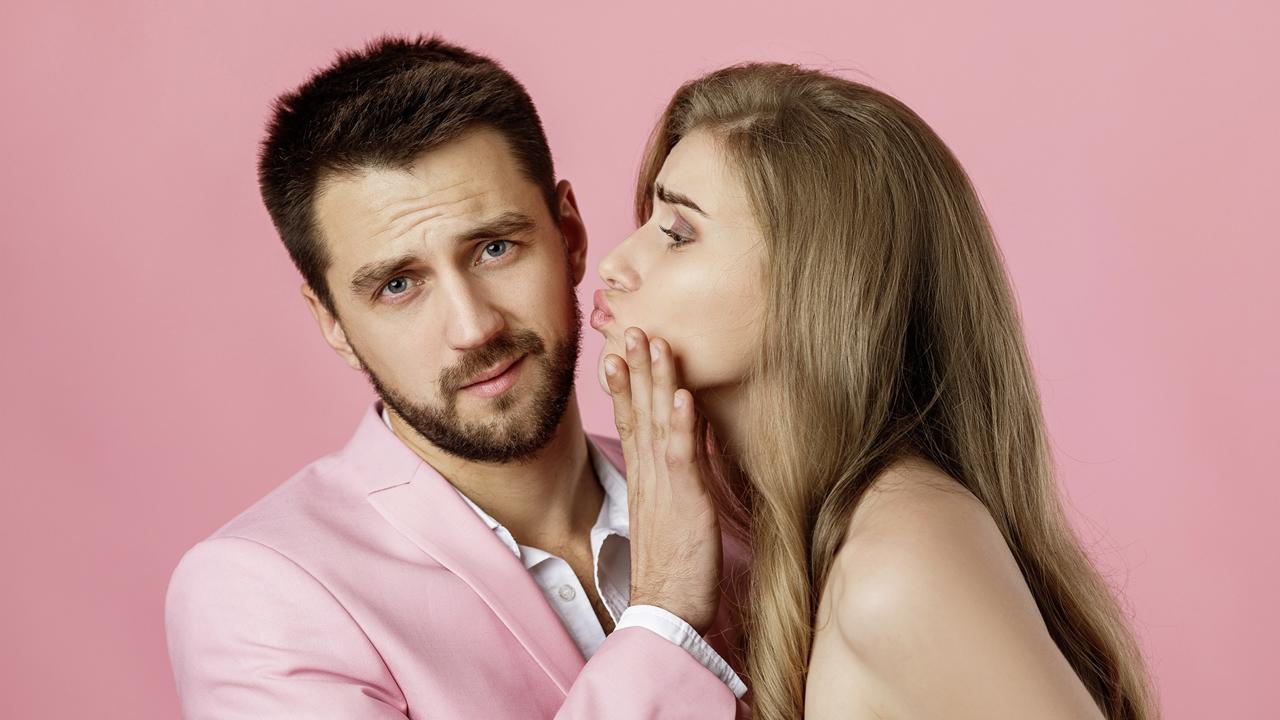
[164,36,749,718]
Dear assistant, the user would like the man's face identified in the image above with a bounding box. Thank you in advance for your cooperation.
[307,127,586,463]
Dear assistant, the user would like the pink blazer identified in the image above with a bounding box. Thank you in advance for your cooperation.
[165,401,751,718]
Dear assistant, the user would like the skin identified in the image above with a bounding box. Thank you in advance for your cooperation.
[595,129,766,456]
[304,126,726,635]
[602,330,723,634]
[305,127,610,627]
[597,130,1105,718]
[805,462,1105,719]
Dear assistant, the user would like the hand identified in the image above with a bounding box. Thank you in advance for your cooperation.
[604,327,723,635]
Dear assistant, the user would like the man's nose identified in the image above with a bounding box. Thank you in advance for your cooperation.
[441,277,505,351]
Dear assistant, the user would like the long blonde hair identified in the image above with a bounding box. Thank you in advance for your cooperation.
[635,64,1156,719]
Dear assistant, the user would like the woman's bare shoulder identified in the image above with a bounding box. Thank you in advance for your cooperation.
[820,459,1102,719]
[833,460,1001,574]
[828,459,1022,642]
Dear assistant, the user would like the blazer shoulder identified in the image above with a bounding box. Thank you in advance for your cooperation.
[167,534,314,602]
[203,451,355,541]
[163,534,407,714]
[175,449,400,593]
[164,535,346,648]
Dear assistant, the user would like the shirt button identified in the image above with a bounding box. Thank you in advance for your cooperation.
[557,585,577,601]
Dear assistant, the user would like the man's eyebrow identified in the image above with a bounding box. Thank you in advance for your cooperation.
[348,211,539,296]
[655,183,709,218]
[349,253,419,296]
[455,211,538,244]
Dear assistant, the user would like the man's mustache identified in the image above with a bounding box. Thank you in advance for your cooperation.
[439,329,546,395]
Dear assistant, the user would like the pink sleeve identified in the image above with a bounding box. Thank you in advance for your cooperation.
[166,537,748,719]
[164,537,410,719]
[557,627,748,719]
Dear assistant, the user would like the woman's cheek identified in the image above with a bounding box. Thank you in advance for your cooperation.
[668,336,725,390]
[679,314,761,390]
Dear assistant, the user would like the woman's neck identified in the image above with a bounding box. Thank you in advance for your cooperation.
[695,383,752,463]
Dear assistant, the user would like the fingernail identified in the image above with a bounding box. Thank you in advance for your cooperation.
[605,358,617,375]
[650,343,660,362]
[674,392,685,409]
[625,332,636,350]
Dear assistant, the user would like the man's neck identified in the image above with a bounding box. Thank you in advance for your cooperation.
[385,395,602,551]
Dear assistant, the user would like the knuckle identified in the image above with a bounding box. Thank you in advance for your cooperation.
[651,422,668,445]
[664,451,687,472]
[615,419,634,439]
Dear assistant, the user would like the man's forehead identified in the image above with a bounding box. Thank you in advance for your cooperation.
[320,166,493,227]
[314,129,546,260]
[320,130,532,217]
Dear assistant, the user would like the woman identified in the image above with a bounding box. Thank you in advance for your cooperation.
[593,64,1156,719]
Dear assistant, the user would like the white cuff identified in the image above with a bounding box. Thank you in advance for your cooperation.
[616,604,748,699]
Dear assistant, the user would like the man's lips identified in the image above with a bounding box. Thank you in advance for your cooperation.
[461,354,525,388]
[460,353,524,397]
[591,289,615,330]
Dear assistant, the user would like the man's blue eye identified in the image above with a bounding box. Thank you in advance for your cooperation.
[384,277,409,294]
[483,240,510,259]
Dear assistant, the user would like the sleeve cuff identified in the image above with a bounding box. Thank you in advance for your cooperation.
[615,604,748,699]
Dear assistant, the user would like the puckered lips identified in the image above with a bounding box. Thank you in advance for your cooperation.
[590,289,615,331]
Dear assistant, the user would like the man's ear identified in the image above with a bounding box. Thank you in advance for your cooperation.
[554,179,589,286]
[301,284,363,371]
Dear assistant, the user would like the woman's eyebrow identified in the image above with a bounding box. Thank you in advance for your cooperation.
[655,183,709,218]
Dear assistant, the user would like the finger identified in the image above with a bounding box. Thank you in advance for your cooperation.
[625,327,654,451]
[604,354,639,476]
[649,338,676,446]
[605,354,646,517]
[665,389,697,470]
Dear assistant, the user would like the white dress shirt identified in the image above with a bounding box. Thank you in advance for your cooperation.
[381,407,746,698]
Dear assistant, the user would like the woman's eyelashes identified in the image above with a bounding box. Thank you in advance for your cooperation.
[659,213,697,249]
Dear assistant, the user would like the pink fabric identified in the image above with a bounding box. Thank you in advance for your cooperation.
[165,401,750,719]
[6,6,1275,718]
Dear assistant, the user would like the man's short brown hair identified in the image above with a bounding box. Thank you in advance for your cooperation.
[257,35,558,314]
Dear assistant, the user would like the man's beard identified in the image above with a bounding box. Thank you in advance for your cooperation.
[355,293,582,464]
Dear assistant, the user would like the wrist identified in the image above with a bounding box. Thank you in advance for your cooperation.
[628,595,714,635]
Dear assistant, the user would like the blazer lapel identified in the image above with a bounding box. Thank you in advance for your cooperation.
[344,402,586,694]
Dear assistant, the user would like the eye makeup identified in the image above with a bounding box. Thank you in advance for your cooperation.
[660,211,696,249]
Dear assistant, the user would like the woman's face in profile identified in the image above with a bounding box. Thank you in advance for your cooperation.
[594,129,766,395]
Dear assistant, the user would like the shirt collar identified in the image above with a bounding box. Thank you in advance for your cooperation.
[379,405,630,555]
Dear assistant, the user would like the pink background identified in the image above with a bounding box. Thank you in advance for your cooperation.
[2,1,1276,717]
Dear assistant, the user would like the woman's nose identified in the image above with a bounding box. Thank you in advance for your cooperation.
[597,232,643,292]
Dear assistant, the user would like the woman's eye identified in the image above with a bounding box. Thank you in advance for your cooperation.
[480,240,511,262]
[660,211,696,250]
[660,226,694,249]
